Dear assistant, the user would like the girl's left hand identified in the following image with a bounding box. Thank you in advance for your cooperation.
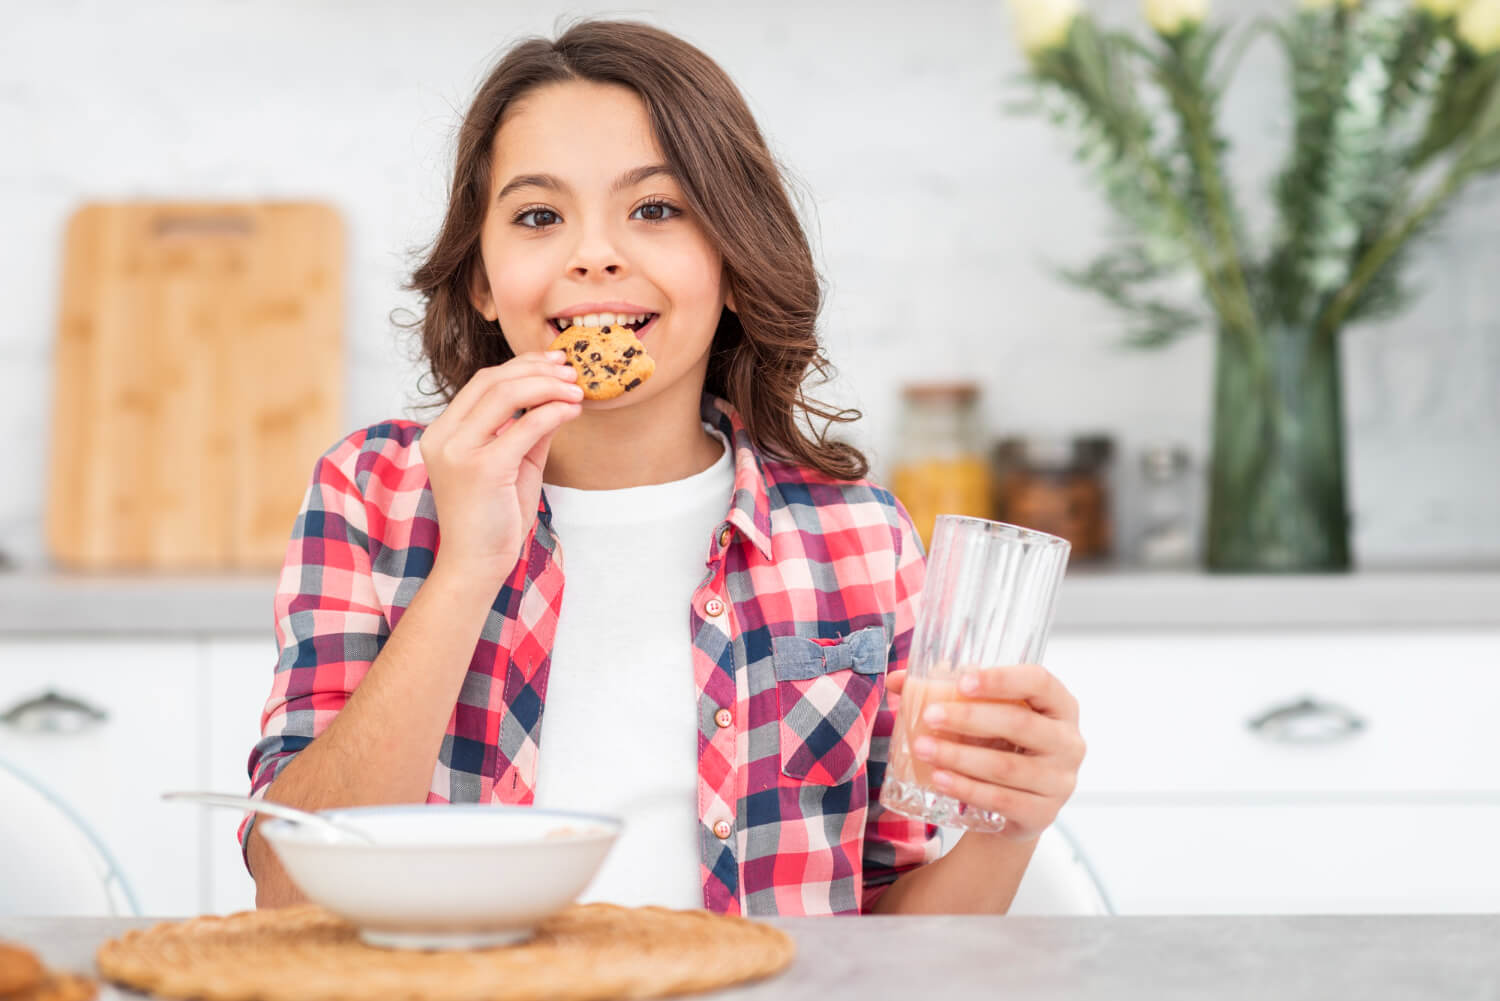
[887,664,1086,842]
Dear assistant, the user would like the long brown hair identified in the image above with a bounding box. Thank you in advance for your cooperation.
[396,16,868,480]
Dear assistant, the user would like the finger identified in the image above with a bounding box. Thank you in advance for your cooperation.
[520,422,564,476]
[921,699,1080,761]
[959,664,1079,722]
[483,398,582,469]
[924,769,1057,839]
[455,372,583,449]
[912,735,1074,799]
[441,351,569,426]
[886,671,905,696]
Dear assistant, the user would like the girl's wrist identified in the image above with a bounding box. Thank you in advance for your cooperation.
[428,553,516,604]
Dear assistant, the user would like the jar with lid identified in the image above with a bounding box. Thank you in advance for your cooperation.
[990,435,1115,561]
[1136,443,1197,568]
[888,383,994,550]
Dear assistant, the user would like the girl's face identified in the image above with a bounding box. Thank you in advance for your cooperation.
[470,79,735,410]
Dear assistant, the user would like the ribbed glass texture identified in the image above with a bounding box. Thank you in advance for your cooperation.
[880,516,1071,832]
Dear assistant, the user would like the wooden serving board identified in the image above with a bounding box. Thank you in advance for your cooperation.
[46,201,344,570]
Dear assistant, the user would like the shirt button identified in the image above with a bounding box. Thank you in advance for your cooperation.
[704,597,726,618]
[718,525,733,548]
[713,819,733,840]
[714,707,733,729]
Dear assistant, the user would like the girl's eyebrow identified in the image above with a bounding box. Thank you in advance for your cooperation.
[496,164,675,202]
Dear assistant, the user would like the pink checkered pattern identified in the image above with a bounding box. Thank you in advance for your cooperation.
[242,393,940,915]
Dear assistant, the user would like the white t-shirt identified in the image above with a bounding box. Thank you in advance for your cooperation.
[532,425,735,909]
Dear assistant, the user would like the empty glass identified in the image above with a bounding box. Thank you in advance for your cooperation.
[880,515,1071,832]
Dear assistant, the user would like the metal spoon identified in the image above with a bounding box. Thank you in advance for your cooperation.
[161,791,376,844]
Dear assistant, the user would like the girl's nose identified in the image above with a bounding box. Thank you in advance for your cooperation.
[571,262,622,277]
[567,229,626,278]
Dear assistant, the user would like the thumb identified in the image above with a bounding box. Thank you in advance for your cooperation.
[886,670,906,695]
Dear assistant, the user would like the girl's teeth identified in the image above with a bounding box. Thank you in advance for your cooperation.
[556,312,648,329]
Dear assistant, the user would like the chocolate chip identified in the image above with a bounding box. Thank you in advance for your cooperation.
[588,381,600,390]
[573,340,588,352]
[623,347,636,358]
[625,378,641,390]
[589,352,602,362]
[603,365,618,375]
[601,325,611,333]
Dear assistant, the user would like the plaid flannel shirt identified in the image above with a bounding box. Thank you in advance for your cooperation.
[242,392,940,915]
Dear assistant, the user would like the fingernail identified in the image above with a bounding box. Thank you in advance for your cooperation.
[923,705,945,725]
[959,675,980,695]
[913,737,936,759]
[548,350,567,360]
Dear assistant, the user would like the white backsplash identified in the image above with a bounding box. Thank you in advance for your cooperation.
[2,0,1496,567]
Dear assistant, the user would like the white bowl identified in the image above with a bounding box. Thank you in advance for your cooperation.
[260,804,622,950]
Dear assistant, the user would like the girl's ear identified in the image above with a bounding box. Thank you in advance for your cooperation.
[468,259,498,322]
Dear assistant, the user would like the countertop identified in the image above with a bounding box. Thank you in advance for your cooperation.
[1,567,1498,636]
[4,913,1498,1000]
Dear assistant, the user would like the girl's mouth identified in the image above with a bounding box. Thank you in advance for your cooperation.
[548,312,658,337]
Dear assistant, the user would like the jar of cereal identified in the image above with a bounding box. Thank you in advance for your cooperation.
[889,383,993,550]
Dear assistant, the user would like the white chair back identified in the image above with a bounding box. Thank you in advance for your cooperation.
[0,758,139,916]
[1007,821,1114,915]
[941,820,1114,915]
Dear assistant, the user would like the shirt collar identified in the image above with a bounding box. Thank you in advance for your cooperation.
[534,392,774,560]
[701,392,774,560]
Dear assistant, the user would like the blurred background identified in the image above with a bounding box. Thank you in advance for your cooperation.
[1,0,1497,921]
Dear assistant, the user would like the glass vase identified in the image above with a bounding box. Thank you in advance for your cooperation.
[1205,325,1352,572]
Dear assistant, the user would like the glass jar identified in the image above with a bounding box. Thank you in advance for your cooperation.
[990,435,1115,562]
[1137,443,1197,568]
[889,383,994,550]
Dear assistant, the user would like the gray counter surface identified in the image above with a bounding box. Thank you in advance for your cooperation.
[2,568,1499,636]
[4,913,1498,1000]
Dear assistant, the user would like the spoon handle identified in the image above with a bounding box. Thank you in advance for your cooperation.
[161,791,369,841]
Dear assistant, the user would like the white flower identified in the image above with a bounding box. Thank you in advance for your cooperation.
[1145,0,1208,35]
[1412,0,1465,16]
[1458,0,1500,52]
[1007,0,1081,57]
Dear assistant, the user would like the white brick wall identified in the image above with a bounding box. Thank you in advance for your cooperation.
[3,0,1496,566]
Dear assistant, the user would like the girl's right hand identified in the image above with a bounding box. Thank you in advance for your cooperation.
[421,350,584,587]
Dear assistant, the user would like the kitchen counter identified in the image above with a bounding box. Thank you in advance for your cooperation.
[4,913,1497,1000]
[1,567,1498,636]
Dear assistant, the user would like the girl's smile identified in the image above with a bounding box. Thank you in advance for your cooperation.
[469,79,735,415]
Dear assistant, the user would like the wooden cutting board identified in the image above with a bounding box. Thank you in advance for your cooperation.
[46,201,344,570]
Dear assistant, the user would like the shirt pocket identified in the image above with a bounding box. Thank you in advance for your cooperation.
[771,625,889,787]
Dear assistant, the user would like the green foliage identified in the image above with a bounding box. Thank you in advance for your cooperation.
[1013,1,1500,353]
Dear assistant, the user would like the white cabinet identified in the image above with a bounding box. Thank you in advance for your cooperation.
[4,625,1498,916]
[1047,627,1500,914]
[203,637,279,915]
[0,640,202,916]
[1059,803,1500,915]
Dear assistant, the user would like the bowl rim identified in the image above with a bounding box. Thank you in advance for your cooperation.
[261,803,623,849]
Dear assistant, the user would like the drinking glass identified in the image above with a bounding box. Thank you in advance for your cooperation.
[879,515,1071,832]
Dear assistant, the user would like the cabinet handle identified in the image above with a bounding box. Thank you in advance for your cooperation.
[1248,696,1365,745]
[0,690,109,734]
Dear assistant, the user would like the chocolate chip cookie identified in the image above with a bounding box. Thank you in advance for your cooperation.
[0,941,44,995]
[547,324,656,401]
[0,943,95,1001]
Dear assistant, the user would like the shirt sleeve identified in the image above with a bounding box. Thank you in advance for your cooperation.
[237,435,388,869]
[861,495,942,912]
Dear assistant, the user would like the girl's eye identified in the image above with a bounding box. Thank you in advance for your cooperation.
[511,200,679,230]
[513,206,561,229]
[632,199,680,224]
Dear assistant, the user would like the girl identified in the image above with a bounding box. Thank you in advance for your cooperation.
[242,17,1086,916]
